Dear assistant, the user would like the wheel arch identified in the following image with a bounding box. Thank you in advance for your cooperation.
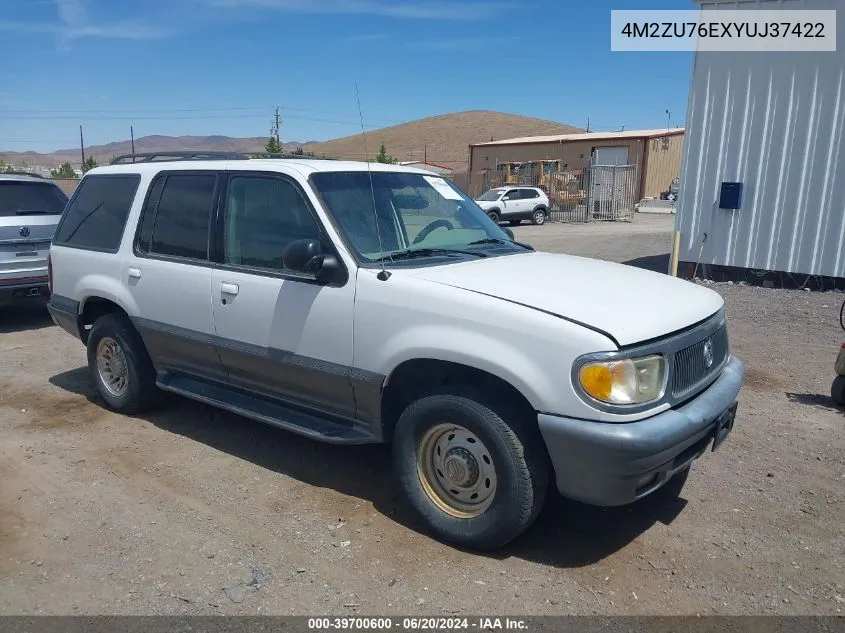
[380,358,538,442]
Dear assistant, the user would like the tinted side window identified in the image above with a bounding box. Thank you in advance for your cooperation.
[53,174,140,251]
[504,190,518,200]
[524,189,540,199]
[224,176,322,272]
[149,174,217,260]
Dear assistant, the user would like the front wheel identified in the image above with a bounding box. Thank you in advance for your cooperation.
[486,210,500,223]
[392,389,548,550]
[531,209,547,225]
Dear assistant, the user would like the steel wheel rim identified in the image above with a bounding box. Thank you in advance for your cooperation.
[416,423,497,519]
[96,337,129,397]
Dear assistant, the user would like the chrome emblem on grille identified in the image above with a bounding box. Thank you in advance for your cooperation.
[703,337,714,369]
[19,226,30,237]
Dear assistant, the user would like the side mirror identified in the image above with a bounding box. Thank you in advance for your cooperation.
[503,227,515,240]
[502,196,510,201]
[282,239,340,284]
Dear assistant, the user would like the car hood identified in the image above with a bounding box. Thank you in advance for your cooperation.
[474,200,499,209]
[408,252,724,347]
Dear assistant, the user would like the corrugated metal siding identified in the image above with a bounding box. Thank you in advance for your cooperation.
[676,0,845,277]
[642,134,684,198]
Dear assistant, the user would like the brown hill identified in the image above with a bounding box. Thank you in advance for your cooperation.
[0,136,313,169]
[305,110,584,170]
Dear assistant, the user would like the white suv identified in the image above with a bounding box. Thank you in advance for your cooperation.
[475,186,550,226]
[47,153,744,550]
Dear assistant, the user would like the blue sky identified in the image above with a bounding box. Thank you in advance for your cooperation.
[0,0,697,153]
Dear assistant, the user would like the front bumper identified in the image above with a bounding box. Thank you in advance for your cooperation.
[538,356,745,506]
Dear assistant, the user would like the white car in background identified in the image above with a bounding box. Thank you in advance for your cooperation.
[475,186,550,226]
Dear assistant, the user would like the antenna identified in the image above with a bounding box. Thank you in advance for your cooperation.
[355,82,391,281]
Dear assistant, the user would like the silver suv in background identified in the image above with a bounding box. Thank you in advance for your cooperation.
[474,186,550,226]
[0,173,69,305]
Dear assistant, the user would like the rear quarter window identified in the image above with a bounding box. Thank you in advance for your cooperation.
[0,181,68,217]
[53,174,140,252]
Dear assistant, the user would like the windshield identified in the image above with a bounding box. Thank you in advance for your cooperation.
[0,181,69,217]
[477,189,504,201]
[310,171,521,264]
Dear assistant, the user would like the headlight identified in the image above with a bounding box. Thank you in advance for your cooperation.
[578,355,666,405]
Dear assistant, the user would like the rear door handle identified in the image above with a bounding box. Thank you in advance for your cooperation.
[220,282,239,295]
[128,267,142,279]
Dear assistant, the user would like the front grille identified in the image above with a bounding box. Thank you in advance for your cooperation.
[671,325,729,399]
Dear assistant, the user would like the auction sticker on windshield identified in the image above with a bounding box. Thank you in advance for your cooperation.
[423,175,463,201]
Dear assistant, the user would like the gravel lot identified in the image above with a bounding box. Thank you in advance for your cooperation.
[1,214,843,616]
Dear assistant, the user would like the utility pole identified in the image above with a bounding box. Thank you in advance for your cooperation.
[665,109,671,131]
[130,125,136,162]
[79,125,85,170]
[586,117,591,133]
[424,145,427,164]
[272,106,281,144]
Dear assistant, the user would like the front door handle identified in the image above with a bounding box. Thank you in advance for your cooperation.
[220,282,239,295]
[128,267,142,279]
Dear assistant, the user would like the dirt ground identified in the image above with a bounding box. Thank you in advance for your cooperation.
[1,214,843,616]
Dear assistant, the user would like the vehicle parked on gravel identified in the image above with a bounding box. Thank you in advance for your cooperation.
[0,173,68,305]
[47,152,744,550]
[474,186,550,226]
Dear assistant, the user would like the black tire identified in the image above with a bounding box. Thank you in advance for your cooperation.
[832,375,845,405]
[508,219,521,226]
[486,209,500,223]
[86,313,161,415]
[392,388,548,550]
[531,208,547,226]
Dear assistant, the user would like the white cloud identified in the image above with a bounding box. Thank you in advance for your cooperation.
[0,0,172,41]
[204,0,507,20]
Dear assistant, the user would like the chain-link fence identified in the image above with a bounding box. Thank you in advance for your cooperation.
[451,164,637,223]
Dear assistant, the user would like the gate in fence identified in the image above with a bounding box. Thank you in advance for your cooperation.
[585,164,637,222]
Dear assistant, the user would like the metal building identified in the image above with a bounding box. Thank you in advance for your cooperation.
[468,129,685,202]
[676,0,845,279]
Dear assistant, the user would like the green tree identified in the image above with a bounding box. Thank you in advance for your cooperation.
[375,143,396,164]
[50,162,78,179]
[265,137,283,154]
[82,156,98,172]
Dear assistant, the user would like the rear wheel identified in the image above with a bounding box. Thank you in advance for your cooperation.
[832,375,845,405]
[487,210,500,223]
[531,209,547,225]
[392,388,548,550]
[86,313,161,414]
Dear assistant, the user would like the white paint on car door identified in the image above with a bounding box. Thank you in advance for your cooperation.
[210,173,356,417]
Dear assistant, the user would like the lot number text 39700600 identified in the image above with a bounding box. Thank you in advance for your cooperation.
[307,617,529,631]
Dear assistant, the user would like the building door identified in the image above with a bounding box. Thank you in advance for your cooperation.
[593,146,629,166]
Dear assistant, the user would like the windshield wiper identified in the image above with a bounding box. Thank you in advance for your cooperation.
[372,247,488,263]
[467,237,534,251]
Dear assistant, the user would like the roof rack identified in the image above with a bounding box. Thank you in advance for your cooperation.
[110,151,250,165]
[1,170,46,178]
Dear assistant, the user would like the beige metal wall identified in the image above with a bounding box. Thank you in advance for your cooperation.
[470,138,646,173]
[641,134,684,199]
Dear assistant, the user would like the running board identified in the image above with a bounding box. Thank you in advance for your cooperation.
[156,372,377,444]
